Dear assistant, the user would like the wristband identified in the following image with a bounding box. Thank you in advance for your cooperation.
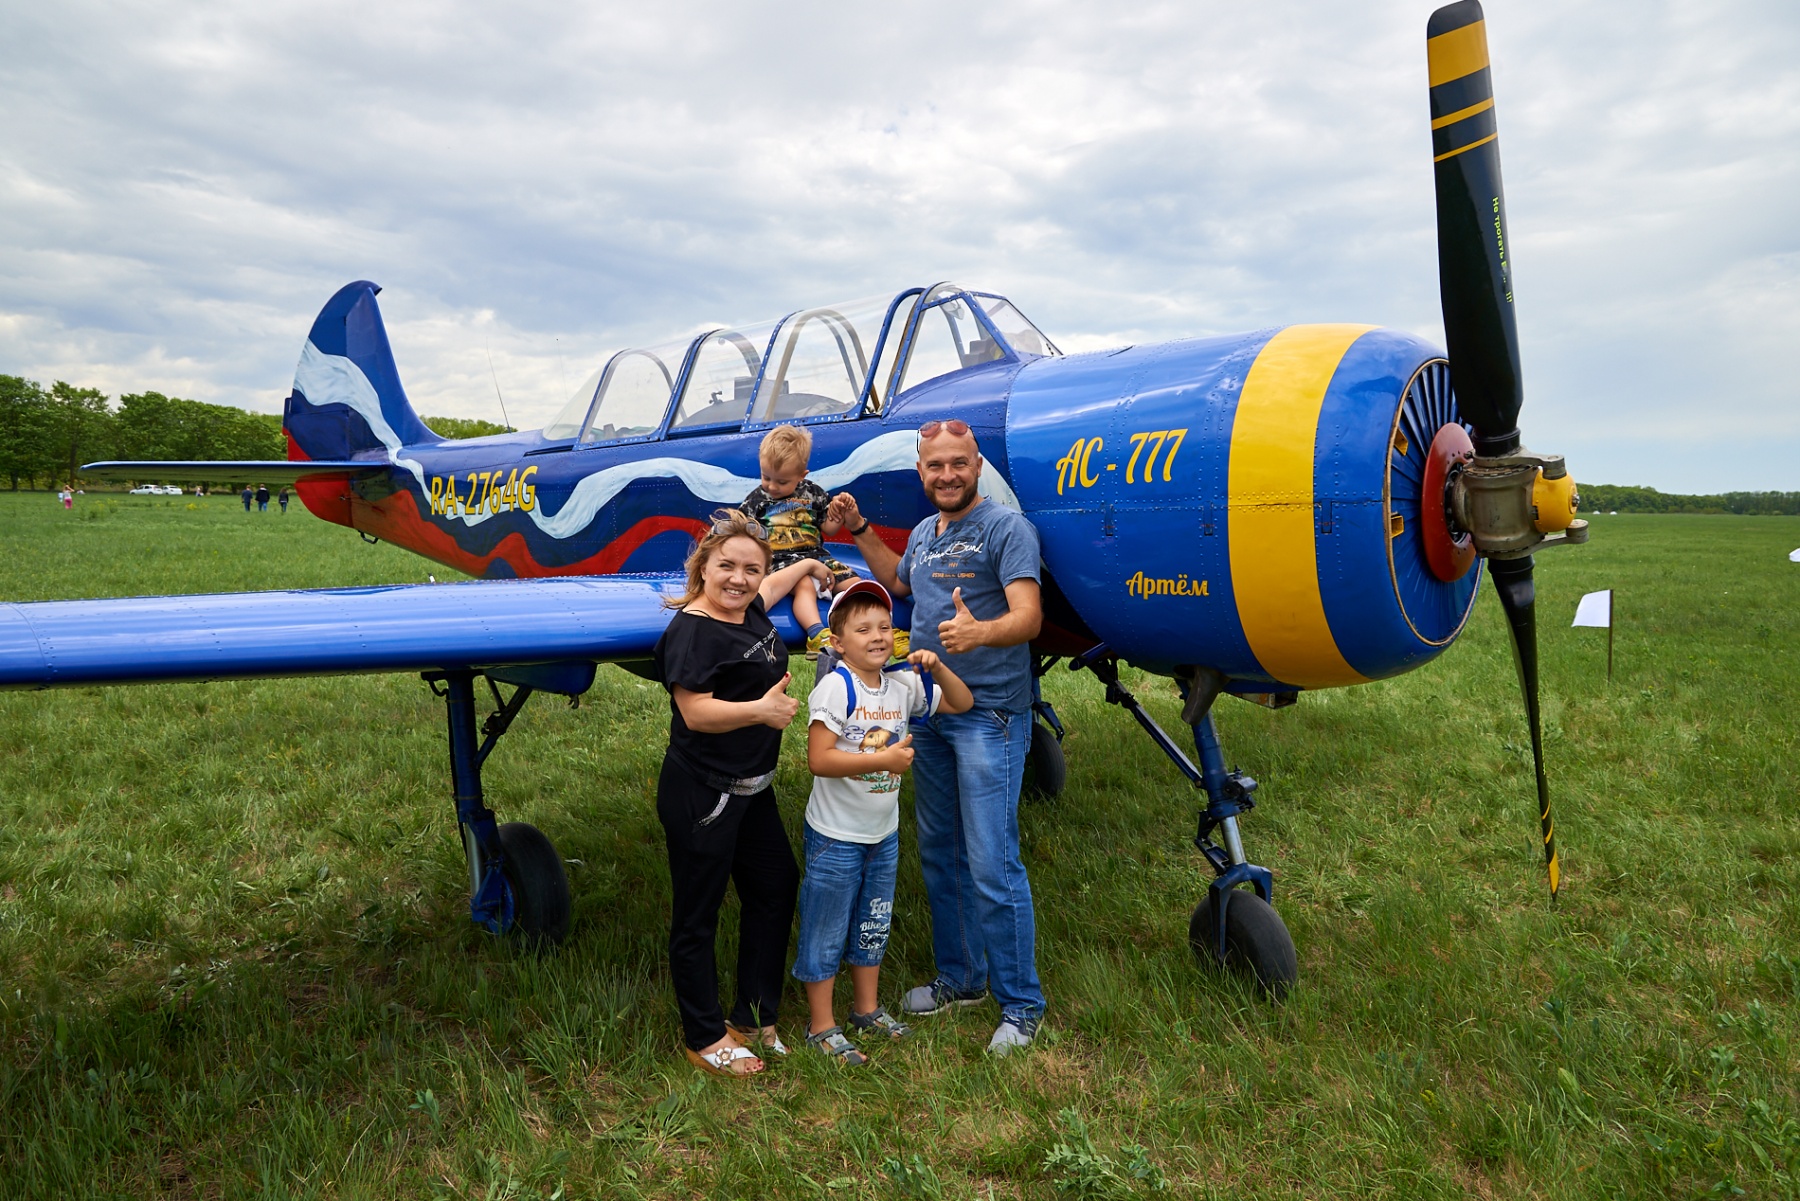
[850,519,871,536]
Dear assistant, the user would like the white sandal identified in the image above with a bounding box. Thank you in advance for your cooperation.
[685,1042,763,1077]
[726,1022,790,1057]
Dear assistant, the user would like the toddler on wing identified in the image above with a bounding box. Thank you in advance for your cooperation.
[741,425,863,658]
[795,580,973,1065]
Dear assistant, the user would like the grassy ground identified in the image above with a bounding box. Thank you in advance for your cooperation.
[0,493,1795,1199]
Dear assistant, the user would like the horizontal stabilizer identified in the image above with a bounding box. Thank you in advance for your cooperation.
[0,574,732,690]
[80,460,385,484]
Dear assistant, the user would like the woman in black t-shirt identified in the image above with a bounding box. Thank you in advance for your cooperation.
[654,508,833,1077]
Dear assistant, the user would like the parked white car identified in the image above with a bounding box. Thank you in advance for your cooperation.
[128,485,158,495]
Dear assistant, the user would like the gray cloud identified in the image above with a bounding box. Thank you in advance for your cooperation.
[0,0,1793,489]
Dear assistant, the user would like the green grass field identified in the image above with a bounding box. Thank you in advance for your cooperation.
[0,493,1795,1199]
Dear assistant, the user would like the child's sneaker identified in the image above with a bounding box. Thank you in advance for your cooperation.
[849,1006,912,1041]
[805,627,830,660]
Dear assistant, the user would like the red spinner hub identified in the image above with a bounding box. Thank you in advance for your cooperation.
[1420,423,1476,582]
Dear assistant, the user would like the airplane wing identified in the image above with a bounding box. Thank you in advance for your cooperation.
[79,459,386,483]
[0,573,816,691]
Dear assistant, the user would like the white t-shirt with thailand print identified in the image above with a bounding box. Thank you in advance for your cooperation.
[805,666,941,844]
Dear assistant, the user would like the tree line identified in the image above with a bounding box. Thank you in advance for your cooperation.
[1578,483,1800,515]
[0,374,511,489]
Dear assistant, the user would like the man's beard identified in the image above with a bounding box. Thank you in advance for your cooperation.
[930,478,979,514]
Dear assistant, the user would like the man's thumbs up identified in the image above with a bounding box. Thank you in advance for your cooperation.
[938,586,982,655]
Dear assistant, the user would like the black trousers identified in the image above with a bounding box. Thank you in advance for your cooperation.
[657,756,800,1051]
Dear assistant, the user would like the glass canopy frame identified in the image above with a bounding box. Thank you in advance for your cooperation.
[538,284,1058,449]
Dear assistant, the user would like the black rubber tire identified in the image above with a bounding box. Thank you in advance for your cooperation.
[1188,888,1297,1000]
[497,822,571,951]
[1022,719,1067,801]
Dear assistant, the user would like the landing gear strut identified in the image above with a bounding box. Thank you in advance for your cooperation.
[1071,649,1298,998]
[424,668,573,950]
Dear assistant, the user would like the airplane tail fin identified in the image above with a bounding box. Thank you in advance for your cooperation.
[284,281,441,463]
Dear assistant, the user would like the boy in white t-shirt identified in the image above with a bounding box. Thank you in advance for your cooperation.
[795,579,973,1065]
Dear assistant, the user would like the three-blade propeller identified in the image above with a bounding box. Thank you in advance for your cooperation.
[1427,0,1559,895]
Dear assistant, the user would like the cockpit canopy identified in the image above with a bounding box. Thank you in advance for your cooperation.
[540,285,1058,445]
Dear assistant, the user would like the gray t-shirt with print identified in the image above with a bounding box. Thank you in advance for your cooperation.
[897,499,1041,713]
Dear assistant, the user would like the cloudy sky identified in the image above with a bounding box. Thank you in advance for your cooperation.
[1,0,1794,492]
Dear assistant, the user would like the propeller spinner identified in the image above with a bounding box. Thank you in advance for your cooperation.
[1426,0,1587,895]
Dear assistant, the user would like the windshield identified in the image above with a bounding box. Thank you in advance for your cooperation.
[579,337,690,443]
[668,319,780,433]
[543,368,603,440]
[974,294,1060,358]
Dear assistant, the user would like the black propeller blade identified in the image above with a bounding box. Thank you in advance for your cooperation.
[1428,0,1521,459]
[1427,0,1560,896]
[1488,556,1559,894]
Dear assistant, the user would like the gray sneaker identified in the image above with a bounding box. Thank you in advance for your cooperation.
[986,1017,1037,1057]
[901,979,988,1016]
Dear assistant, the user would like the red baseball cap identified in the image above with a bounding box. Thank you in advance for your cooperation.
[827,578,892,623]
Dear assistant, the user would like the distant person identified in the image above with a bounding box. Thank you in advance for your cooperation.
[241,486,252,512]
[58,487,72,510]
[278,486,290,514]
[255,484,270,512]
[740,425,859,658]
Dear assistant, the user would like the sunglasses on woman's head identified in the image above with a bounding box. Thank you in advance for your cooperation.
[709,510,766,539]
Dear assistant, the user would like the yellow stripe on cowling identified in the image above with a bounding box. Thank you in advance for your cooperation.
[1431,96,1494,130]
[1427,19,1490,87]
[1228,324,1374,688]
[1434,132,1498,163]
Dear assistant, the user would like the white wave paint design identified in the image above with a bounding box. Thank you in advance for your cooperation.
[293,342,428,488]
[292,344,1021,539]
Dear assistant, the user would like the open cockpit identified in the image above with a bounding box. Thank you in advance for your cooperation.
[537,285,1058,447]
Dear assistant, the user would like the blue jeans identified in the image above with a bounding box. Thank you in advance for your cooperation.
[912,707,1043,1023]
[791,823,898,983]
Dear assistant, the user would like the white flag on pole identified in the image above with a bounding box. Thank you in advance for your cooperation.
[1572,590,1612,628]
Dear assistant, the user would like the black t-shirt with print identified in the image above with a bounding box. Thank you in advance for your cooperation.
[654,595,788,779]
[741,479,831,567]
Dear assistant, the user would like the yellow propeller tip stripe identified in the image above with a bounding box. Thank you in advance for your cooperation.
[1427,20,1490,88]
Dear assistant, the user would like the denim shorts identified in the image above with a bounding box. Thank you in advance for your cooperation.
[791,823,899,983]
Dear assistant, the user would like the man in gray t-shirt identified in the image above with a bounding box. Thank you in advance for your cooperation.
[832,422,1046,1054]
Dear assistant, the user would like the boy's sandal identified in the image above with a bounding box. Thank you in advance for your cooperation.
[724,1022,790,1057]
[849,1006,913,1041]
[806,1027,868,1066]
[685,1043,764,1078]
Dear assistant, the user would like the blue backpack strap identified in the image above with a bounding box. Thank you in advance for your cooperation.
[834,665,857,722]
[884,661,933,714]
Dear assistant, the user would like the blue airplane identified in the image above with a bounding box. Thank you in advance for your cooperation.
[23,0,1582,992]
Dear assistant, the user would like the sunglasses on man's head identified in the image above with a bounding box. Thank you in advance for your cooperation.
[917,419,972,448]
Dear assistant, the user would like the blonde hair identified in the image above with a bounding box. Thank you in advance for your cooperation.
[758,424,812,473]
[665,508,772,610]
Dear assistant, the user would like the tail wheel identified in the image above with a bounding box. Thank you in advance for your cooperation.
[497,822,571,951]
[1023,719,1067,801]
[1189,889,1297,1000]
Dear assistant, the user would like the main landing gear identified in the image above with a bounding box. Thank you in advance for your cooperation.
[423,666,584,950]
[1070,649,1298,999]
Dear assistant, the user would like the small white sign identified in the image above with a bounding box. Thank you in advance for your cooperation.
[1572,590,1612,628]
